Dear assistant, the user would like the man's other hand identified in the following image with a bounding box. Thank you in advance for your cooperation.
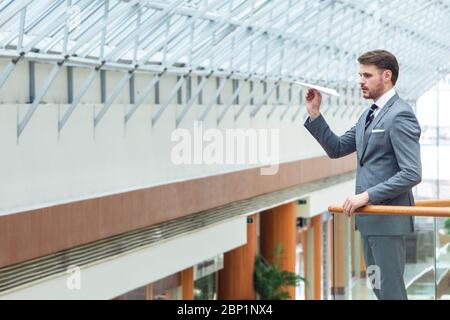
[342,191,370,217]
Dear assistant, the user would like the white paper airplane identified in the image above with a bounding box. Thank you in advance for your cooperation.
[294,81,340,97]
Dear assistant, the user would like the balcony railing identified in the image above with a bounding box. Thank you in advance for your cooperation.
[327,200,450,300]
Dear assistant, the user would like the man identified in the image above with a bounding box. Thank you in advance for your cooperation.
[304,50,422,300]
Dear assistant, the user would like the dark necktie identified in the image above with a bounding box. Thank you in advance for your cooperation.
[365,104,379,130]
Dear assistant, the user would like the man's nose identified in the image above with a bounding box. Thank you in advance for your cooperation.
[359,77,365,85]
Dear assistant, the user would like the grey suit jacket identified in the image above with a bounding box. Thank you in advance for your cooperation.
[304,94,422,236]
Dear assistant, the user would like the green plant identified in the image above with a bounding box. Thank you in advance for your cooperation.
[194,273,216,300]
[254,244,306,300]
[444,218,450,235]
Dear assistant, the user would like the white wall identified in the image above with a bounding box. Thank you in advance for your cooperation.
[296,179,356,218]
[0,59,361,216]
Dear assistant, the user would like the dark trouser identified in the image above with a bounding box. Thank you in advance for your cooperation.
[361,235,408,300]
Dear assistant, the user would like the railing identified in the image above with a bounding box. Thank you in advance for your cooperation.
[327,200,450,300]
[328,200,450,218]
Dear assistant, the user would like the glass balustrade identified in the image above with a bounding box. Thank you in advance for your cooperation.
[330,207,450,300]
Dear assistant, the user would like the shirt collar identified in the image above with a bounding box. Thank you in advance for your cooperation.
[373,87,396,110]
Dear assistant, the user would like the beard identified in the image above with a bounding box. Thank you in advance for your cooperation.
[361,85,383,100]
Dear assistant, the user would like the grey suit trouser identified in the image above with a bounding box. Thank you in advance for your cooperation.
[361,235,408,300]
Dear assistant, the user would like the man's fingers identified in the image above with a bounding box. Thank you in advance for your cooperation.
[342,200,347,213]
[349,206,356,216]
[342,198,356,217]
[343,199,350,216]
[306,89,318,100]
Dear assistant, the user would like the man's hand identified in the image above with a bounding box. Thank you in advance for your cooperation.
[305,88,322,120]
[342,191,370,217]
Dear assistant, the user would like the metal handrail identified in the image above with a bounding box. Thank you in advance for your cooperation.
[328,199,450,217]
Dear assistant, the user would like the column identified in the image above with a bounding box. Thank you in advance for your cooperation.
[260,202,297,299]
[332,214,346,296]
[218,214,257,300]
[359,233,367,278]
[328,217,334,299]
[306,224,314,299]
[181,267,194,300]
[145,284,154,300]
[312,214,322,300]
[300,228,309,300]
[343,216,351,295]
[351,217,356,278]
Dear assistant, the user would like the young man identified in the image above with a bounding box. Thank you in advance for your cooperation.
[304,50,422,300]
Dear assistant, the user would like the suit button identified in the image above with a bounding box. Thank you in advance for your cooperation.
[360,160,364,167]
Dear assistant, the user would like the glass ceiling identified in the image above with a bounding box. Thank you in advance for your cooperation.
[1,0,449,101]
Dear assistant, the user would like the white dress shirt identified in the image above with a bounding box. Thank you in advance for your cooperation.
[373,87,396,118]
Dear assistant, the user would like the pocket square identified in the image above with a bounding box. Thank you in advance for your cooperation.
[372,129,385,133]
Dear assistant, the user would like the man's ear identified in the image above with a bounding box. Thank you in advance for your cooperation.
[384,69,393,83]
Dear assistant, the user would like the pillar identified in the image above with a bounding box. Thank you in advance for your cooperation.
[306,226,314,299]
[360,234,367,278]
[332,214,346,296]
[260,202,297,299]
[181,267,194,300]
[351,218,356,278]
[343,216,351,294]
[312,214,322,300]
[145,284,154,300]
[354,229,362,280]
[328,217,334,298]
[218,214,257,300]
[300,228,309,300]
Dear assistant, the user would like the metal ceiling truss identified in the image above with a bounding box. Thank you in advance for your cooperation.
[0,0,449,137]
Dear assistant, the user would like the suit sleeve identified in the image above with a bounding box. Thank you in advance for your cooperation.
[304,114,356,159]
[367,111,422,203]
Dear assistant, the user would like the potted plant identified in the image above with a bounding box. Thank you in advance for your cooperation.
[254,244,306,300]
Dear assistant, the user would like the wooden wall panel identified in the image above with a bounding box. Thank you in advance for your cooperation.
[0,155,356,268]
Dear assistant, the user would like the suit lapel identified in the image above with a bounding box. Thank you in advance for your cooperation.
[357,108,370,156]
[360,94,399,162]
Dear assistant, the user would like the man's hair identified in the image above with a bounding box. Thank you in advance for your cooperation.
[358,50,399,85]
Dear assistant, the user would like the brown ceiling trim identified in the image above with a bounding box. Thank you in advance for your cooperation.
[0,154,356,268]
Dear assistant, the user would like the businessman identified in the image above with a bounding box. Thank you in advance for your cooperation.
[304,50,422,300]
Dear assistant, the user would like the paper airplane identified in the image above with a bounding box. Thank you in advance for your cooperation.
[294,81,340,97]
